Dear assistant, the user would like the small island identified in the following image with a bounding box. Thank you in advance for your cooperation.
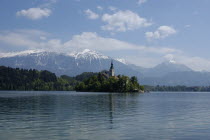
[75,61,144,93]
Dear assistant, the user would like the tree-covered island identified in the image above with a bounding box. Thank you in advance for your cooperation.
[75,72,144,92]
[75,61,144,92]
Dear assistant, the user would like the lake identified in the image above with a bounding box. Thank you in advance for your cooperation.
[1,91,210,140]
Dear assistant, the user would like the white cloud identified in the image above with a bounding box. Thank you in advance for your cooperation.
[146,26,177,40]
[5,30,210,71]
[0,29,63,52]
[161,53,210,72]
[164,54,176,63]
[185,25,191,28]
[0,30,180,68]
[40,36,47,40]
[186,57,210,72]
[0,30,46,49]
[108,6,117,11]
[126,55,163,68]
[101,10,152,32]
[97,6,103,11]
[16,8,51,20]
[0,30,178,54]
[39,0,57,8]
[65,33,200,69]
[138,0,148,5]
[84,9,99,19]
[64,32,178,54]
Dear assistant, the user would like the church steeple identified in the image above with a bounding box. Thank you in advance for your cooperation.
[109,60,115,77]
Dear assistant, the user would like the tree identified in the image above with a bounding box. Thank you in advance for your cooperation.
[75,72,143,93]
[0,66,73,91]
[75,82,86,91]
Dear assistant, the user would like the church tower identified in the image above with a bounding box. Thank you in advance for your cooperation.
[109,60,115,77]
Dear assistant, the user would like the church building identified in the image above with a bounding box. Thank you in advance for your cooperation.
[109,60,115,77]
[101,60,116,79]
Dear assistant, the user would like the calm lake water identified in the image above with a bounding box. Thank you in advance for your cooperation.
[1,91,210,140]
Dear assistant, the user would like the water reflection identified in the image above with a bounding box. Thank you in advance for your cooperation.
[109,94,113,125]
[0,91,141,140]
[1,91,210,140]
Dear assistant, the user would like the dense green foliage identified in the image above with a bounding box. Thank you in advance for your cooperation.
[145,85,210,92]
[75,73,144,92]
[3,66,210,92]
[0,66,143,92]
[60,72,98,85]
[74,72,98,81]
[0,66,73,91]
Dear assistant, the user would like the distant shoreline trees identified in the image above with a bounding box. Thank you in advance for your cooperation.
[0,66,144,92]
[0,66,73,91]
[4,66,209,92]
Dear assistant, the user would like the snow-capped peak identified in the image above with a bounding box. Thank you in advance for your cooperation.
[163,60,177,65]
[169,59,176,64]
[0,49,110,63]
[82,49,92,54]
[68,49,109,60]
[115,58,127,65]
[0,50,45,58]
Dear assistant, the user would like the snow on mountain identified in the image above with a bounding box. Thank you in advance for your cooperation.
[169,59,176,64]
[68,49,109,60]
[0,50,44,58]
[0,49,111,68]
[1,49,210,86]
[0,49,116,76]
[115,58,127,65]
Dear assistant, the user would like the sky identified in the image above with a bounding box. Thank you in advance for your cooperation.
[0,0,210,71]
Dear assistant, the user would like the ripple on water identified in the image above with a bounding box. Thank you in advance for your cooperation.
[1,91,210,140]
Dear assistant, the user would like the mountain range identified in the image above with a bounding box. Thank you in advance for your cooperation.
[1,49,210,86]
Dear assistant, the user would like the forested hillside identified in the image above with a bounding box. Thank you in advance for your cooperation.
[0,66,73,91]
